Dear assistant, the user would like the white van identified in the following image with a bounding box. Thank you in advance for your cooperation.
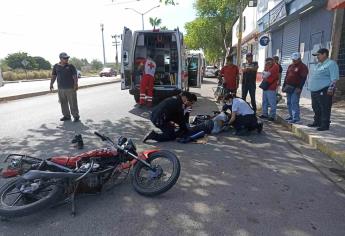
[121,27,201,103]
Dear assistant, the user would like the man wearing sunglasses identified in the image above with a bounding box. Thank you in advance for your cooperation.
[50,52,80,122]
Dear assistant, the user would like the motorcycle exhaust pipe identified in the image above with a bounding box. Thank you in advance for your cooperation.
[22,170,84,180]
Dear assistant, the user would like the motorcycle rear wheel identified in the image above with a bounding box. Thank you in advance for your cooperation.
[131,150,180,196]
[0,177,64,218]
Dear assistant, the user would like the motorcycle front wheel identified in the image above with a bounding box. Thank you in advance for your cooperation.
[0,177,64,218]
[131,150,180,197]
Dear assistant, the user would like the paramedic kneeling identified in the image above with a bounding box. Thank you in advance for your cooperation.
[143,91,197,142]
[226,94,263,135]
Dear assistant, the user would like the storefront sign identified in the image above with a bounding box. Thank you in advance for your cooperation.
[259,36,270,46]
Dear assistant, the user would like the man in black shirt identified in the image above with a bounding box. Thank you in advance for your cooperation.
[50,52,80,122]
[143,92,197,142]
[242,53,258,112]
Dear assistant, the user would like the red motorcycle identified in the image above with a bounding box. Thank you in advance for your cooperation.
[0,132,180,217]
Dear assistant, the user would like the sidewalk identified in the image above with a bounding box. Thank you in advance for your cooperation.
[250,83,345,167]
[0,76,120,102]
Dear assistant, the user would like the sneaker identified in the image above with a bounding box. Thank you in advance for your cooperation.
[285,117,293,121]
[257,122,263,134]
[268,117,275,122]
[60,116,71,121]
[73,116,80,122]
[259,115,268,119]
[143,131,155,143]
[307,123,320,127]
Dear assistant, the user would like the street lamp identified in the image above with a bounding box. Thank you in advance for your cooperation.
[100,23,106,65]
[125,5,160,30]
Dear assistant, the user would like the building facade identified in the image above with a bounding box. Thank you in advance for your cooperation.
[232,5,258,65]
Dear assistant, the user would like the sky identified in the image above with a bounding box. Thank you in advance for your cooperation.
[0,0,196,64]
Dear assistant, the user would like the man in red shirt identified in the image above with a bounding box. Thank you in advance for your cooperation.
[259,57,279,121]
[219,56,239,95]
[282,52,309,123]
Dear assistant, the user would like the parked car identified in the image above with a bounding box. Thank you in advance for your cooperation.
[204,65,219,78]
[99,68,117,77]
[77,70,81,78]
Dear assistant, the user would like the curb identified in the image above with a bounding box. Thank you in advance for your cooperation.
[275,115,345,167]
[0,80,120,103]
[253,94,345,168]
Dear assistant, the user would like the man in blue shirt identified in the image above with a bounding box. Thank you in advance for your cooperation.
[307,48,339,131]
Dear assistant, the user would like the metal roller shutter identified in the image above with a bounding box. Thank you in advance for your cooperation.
[281,19,301,84]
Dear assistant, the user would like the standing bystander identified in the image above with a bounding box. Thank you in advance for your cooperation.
[282,52,309,124]
[242,53,258,112]
[50,52,80,122]
[219,56,239,95]
[307,48,339,131]
[259,58,280,121]
[273,56,283,103]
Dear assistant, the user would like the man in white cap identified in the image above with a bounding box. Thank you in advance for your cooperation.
[282,52,308,123]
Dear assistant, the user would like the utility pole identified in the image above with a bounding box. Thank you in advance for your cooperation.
[100,23,106,65]
[236,0,243,68]
[112,35,121,69]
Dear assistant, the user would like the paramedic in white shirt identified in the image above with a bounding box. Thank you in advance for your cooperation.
[225,93,263,135]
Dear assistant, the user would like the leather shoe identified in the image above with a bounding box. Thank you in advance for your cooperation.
[307,123,320,127]
[317,126,329,131]
[73,116,80,122]
[60,116,71,121]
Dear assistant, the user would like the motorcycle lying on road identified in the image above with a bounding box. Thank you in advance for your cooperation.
[0,132,181,218]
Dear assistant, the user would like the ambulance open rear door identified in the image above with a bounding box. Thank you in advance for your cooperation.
[121,27,133,90]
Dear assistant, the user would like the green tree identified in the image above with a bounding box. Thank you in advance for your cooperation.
[5,52,37,70]
[160,26,168,30]
[33,56,51,70]
[149,17,162,30]
[184,0,246,63]
[69,57,84,70]
[90,59,103,71]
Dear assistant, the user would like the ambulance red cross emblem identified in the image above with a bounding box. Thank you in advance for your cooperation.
[148,62,155,69]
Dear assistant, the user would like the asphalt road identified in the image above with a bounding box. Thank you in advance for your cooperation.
[0,81,345,236]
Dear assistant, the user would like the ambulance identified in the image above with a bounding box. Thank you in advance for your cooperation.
[121,27,201,103]
[186,53,205,88]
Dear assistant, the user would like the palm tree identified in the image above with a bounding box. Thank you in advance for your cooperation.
[149,17,162,30]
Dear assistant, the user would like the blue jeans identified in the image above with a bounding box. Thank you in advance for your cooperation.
[287,91,301,121]
[262,90,277,118]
